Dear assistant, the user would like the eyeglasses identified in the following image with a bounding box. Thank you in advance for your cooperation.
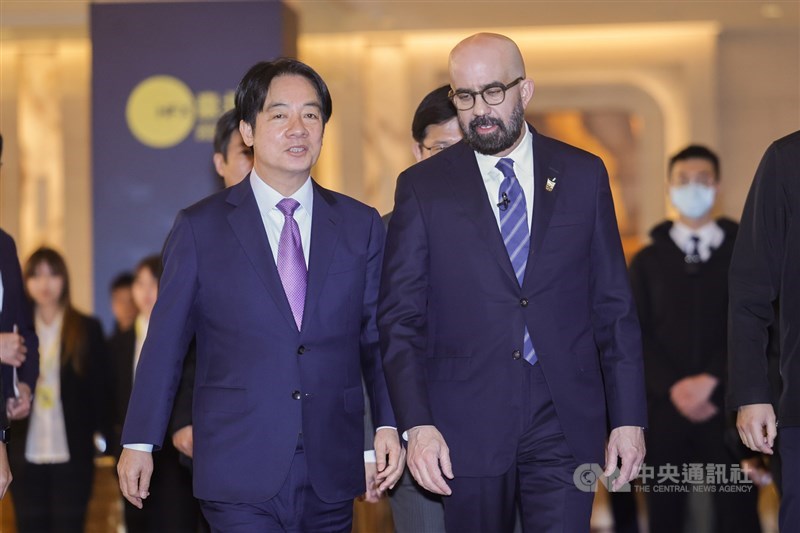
[448,77,524,111]
[420,141,457,155]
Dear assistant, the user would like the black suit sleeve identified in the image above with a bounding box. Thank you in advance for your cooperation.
[728,140,786,409]
[0,231,39,399]
[628,252,679,403]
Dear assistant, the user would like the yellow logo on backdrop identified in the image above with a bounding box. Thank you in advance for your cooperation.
[125,75,235,149]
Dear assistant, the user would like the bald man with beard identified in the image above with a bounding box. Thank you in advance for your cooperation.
[379,33,647,531]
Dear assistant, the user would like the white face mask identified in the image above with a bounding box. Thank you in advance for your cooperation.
[670,183,716,219]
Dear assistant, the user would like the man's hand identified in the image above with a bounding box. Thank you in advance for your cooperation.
[406,425,453,496]
[0,332,26,367]
[7,382,32,421]
[604,426,645,492]
[171,425,194,458]
[670,373,719,422]
[0,443,11,500]
[360,461,382,503]
[737,403,777,454]
[374,427,405,492]
[117,448,153,509]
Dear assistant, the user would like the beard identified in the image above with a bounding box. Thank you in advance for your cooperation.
[460,99,525,155]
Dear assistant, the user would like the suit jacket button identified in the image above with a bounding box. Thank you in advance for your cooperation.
[297,345,306,355]
[512,350,521,360]
[520,298,529,307]
[292,390,301,400]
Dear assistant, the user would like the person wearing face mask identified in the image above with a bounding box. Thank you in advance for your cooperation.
[628,145,761,533]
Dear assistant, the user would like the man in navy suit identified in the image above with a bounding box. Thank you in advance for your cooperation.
[379,33,647,532]
[117,59,403,532]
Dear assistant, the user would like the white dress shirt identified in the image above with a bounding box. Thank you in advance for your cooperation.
[26,312,70,463]
[669,220,724,262]
[249,170,313,267]
[474,127,535,232]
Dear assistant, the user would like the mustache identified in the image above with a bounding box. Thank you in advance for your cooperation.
[469,115,505,131]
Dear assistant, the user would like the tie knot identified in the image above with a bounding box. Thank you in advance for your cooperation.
[495,158,516,180]
[277,198,301,217]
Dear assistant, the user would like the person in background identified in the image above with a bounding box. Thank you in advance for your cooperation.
[0,134,37,500]
[729,130,800,531]
[0,230,26,501]
[629,145,760,532]
[109,272,137,336]
[212,108,254,188]
[110,255,198,532]
[10,247,110,532]
[0,134,39,433]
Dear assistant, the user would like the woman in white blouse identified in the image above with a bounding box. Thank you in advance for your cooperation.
[10,247,110,533]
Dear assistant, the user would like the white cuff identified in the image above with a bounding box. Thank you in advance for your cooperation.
[364,450,376,463]
[123,443,154,453]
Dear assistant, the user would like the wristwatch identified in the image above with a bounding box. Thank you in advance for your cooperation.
[0,427,9,444]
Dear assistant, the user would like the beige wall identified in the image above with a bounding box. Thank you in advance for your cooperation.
[718,28,800,216]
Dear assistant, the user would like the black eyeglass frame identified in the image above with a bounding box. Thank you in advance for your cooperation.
[419,142,456,154]
[448,77,524,111]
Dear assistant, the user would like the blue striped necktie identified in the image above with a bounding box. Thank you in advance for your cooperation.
[496,157,537,365]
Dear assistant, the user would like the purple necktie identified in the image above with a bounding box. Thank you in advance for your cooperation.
[276,198,307,329]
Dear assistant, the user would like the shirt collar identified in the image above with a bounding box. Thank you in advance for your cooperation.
[670,219,724,252]
[249,169,314,216]
[474,127,533,181]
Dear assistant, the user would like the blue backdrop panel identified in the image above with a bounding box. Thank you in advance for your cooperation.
[91,1,296,331]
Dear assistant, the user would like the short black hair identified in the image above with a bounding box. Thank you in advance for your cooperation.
[110,272,134,292]
[411,85,458,143]
[235,58,332,130]
[668,145,720,180]
[213,109,241,160]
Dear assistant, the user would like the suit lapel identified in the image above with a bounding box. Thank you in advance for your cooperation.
[525,127,562,282]
[302,182,341,334]
[444,143,519,288]
[226,178,298,332]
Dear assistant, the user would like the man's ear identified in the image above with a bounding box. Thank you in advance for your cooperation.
[239,120,254,147]
[520,78,535,108]
[213,152,226,177]
[412,141,424,163]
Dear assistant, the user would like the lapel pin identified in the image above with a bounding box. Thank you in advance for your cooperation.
[545,177,557,192]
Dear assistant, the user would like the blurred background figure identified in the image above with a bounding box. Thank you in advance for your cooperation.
[109,255,197,533]
[10,247,110,533]
[629,145,761,533]
[212,108,254,188]
[0,132,39,502]
[108,272,136,337]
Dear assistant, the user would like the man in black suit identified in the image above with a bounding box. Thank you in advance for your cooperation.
[729,130,800,531]
[630,145,760,533]
[0,134,40,499]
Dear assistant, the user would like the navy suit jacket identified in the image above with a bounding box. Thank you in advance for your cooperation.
[121,176,395,504]
[379,125,647,477]
[0,229,39,417]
